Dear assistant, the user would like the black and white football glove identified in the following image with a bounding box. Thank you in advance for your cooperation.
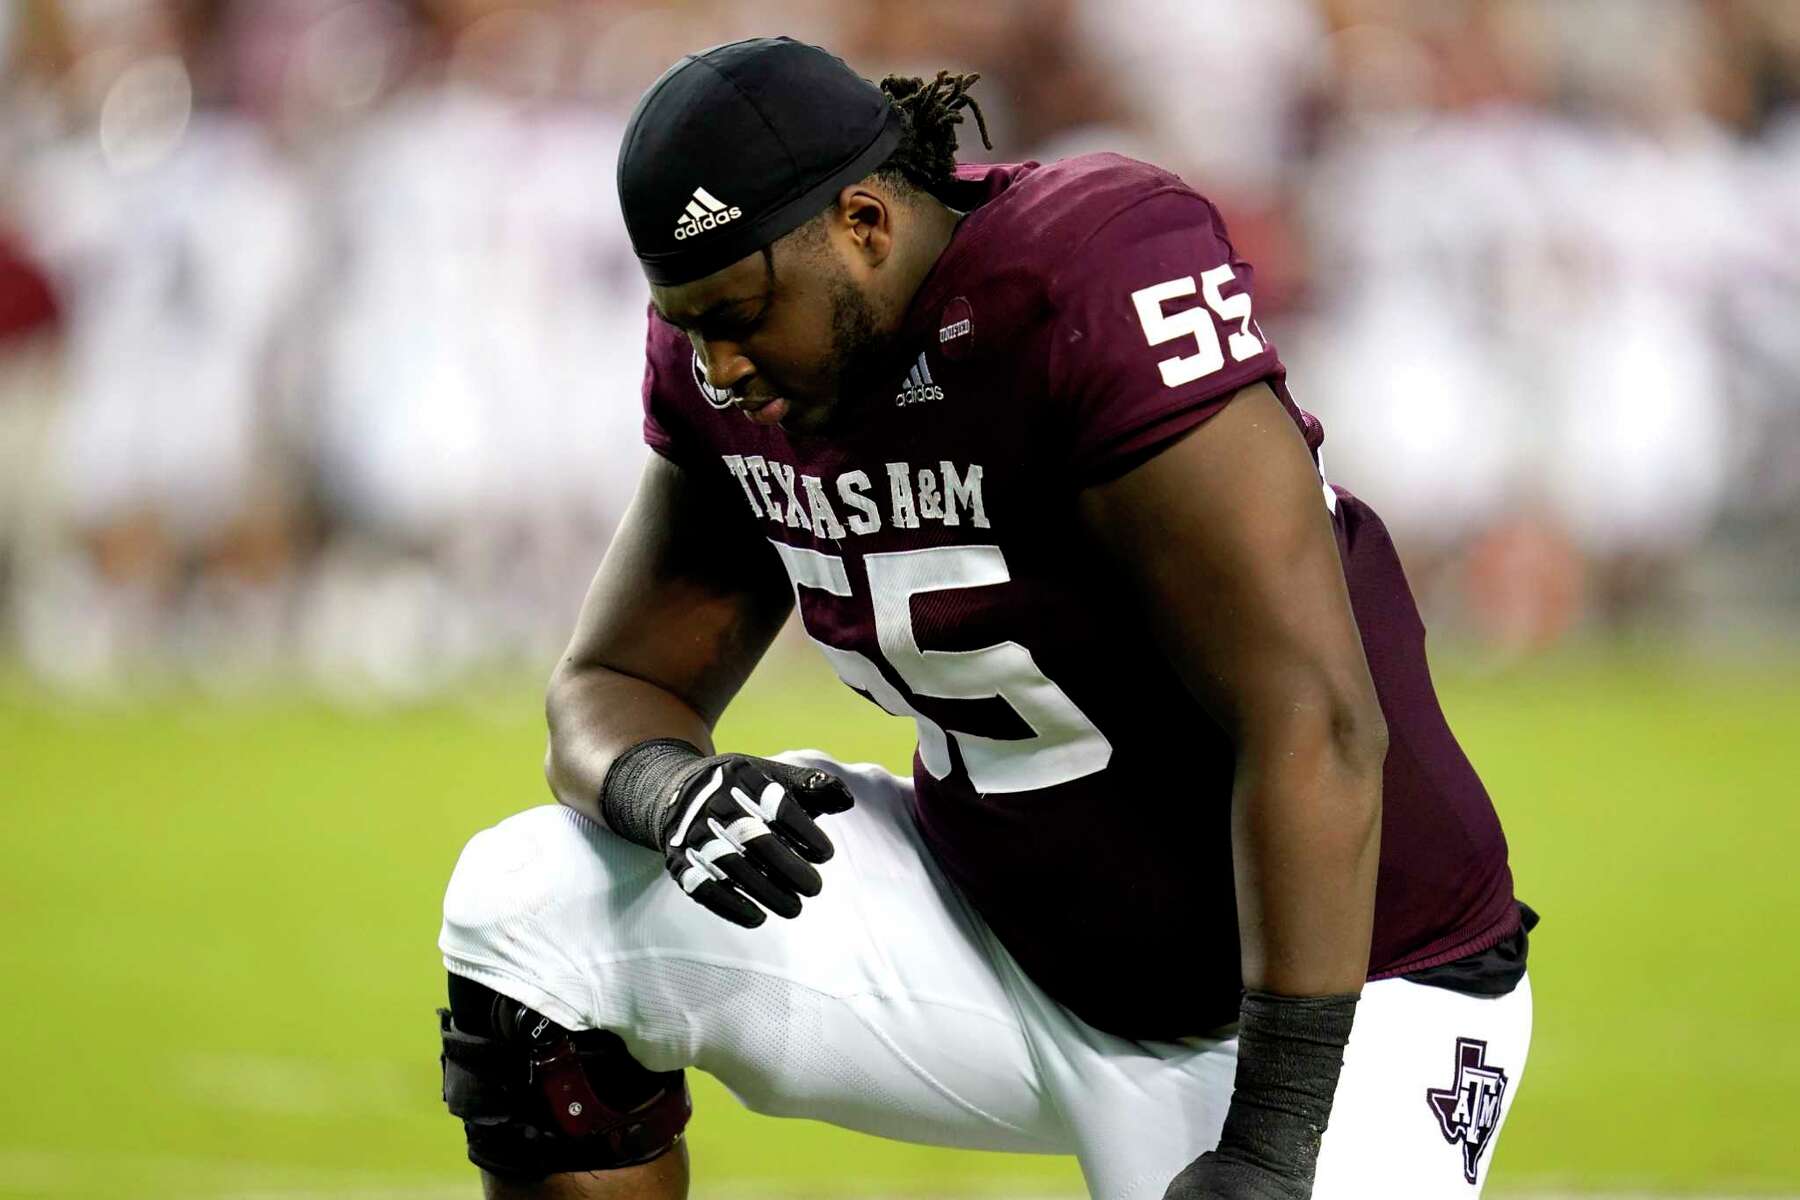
[599,739,855,929]
[658,755,853,927]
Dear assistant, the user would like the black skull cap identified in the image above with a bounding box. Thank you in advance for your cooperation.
[618,37,903,286]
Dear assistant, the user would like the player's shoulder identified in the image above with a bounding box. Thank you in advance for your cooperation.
[939,155,1231,343]
[983,152,1193,227]
[962,154,1221,277]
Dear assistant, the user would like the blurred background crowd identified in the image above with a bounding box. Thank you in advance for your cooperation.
[2,0,1797,701]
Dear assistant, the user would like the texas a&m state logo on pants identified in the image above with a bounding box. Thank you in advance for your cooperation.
[1425,1037,1509,1185]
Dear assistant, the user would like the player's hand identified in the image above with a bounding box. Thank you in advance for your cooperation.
[659,755,854,928]
[1162,1151,1311,1200]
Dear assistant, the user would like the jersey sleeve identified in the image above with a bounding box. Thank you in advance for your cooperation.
[640,308,709,467]
[1046,188,1283,484]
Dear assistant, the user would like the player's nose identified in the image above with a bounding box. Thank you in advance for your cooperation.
[696,340,755,394]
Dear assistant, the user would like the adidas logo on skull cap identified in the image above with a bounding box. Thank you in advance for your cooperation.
[674,187,743,241]
[619,37,903,286]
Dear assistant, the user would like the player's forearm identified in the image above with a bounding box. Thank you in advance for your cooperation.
[1230,698,1386,997]
[544,663,715,826]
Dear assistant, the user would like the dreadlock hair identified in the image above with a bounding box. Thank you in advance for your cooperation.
[875,70,994,199]
[784,69,991,252]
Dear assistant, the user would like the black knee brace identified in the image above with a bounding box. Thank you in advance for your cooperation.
[439,973,691,1180]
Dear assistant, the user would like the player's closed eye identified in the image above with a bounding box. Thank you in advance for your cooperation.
[705,314,761,341]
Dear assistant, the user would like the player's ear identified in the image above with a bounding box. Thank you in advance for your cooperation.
[835,184,893,267]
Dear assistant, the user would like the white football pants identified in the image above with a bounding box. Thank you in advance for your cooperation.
[440,753,1532,1199]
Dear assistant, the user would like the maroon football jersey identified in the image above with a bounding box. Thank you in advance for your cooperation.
[642,154,1518,1039]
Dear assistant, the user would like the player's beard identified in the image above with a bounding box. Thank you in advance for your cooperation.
[789,268,899,436]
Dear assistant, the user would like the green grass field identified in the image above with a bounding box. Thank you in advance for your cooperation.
[3,647,1798,1198]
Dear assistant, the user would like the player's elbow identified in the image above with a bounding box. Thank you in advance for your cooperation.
[544,655,580,736]
[1324,687,1387,851]
[542,671,592,811]
[541,726,590,815]
[1329,689,1388,785]
[1242,667,1388,787]
[543,680,572,802]
[1279,672,1387,837]
[543,738,562,803]
[542,663,600,794]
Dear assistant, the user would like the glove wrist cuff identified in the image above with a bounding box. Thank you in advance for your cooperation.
[1214,990,1360,1187]
[599,738,706,850]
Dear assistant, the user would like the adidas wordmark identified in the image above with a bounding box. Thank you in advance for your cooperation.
[896,353,944,406]
[674,187,743,241]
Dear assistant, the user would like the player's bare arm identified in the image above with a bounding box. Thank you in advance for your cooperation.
[1079,381,1387,1200]
[545,452,853,928]
[544,451,789,816]
[1078,381,1386,997]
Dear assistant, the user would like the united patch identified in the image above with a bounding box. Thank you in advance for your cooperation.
[937,296,973,361]
[1426,1037,1508,1185]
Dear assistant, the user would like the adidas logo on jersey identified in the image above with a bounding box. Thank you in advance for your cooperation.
[896,353,944,407]
[674,187,743,240]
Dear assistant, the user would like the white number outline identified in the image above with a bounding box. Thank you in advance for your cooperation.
[771,541,1112,795]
